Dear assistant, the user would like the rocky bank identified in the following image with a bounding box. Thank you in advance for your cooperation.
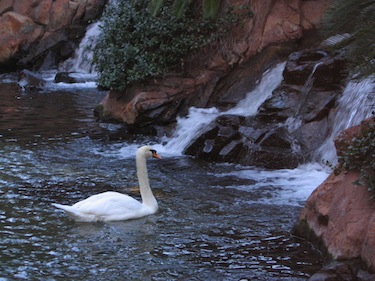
[293,118,375,280]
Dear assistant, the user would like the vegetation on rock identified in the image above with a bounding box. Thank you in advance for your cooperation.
[336,117,375,193]
[150,0,222,19]
[322,0,375,192]
[93,0,248,91]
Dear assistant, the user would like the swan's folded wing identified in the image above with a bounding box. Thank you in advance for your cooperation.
[72,192,143,217]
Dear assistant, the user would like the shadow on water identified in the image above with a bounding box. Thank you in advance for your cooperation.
[0,78,323,280]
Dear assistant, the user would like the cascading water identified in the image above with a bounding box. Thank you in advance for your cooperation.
[157,107,221,155]
[315,76,375,164]
[59,21,101,75]
[155,63,286,155]
[34,22,102,89]
[226,63,286,116]
[285,62,323,133]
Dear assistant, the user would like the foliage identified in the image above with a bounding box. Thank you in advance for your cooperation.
[93,0,243,90]
[335,118,375,193]
[151,0,221,19]
[321,0,375,77]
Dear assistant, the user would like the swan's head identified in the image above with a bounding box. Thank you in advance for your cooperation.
[137,146,162,159]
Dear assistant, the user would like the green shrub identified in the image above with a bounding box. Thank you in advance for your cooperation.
[93,0,245,91]
[336,118,375,192]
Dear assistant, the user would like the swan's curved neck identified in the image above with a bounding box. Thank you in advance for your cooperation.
[136,153,158,211]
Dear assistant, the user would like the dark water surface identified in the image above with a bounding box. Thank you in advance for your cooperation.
[0,80,323,280]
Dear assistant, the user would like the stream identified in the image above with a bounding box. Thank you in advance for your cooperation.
[0,74,329,280]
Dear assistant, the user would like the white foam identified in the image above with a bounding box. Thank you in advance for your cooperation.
[218,163,330,206]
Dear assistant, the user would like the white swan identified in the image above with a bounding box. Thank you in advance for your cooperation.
[52,146,161,222]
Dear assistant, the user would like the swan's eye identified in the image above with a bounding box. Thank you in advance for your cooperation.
[150,149,162,159]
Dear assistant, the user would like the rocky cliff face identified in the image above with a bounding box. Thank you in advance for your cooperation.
[0,0,105,71]
[293,118,375,279]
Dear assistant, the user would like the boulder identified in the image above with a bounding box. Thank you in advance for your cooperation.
[293,118,375,274]
[18,69,45,90]
[307,259,375,281]
[283,49,347,90]
[185,115,302,169]
[0,11,43,63]
[0,0,105,70]
[54,72,77,83]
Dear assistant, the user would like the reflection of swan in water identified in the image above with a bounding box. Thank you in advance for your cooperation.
[52,146,162,222]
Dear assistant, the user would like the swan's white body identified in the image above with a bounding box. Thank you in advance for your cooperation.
[52,146,161,222]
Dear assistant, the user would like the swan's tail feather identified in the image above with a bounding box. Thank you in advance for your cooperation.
[52,203,95,222]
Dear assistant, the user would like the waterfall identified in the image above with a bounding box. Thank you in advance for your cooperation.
[59,21,101,74]
[156,61,374,166]
[155,63,286,155]
[226,63,286,116]
[158,107,221,155]
[285,62,323,133]
[316,76,375,164]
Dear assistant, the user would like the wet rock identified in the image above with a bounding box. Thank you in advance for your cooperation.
[283,49,347,91]
[185,115,301,169]
[54,72,77,84]
[308,259,363,281]
[307,259,375,281]
[313,54,347,91]
[283,50,328,86]
[18,69,45,90]
[185,50,346,167]
[257,85,301,122]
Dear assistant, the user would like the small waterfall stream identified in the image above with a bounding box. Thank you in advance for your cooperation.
[285,62,323,133]
[59,21,101,74]
[155,63,286,155]
[315,77,375,163]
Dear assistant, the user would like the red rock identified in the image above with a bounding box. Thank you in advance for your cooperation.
[297,117,375,270]
[13,0,34,15]
[0,0,104,64]
[0,12,40,61]
[32,0,52,25]
[48,0,75,31]
[0,0,13,14]
[301,0,330,29]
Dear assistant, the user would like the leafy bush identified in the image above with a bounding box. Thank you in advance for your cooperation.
[336,118,375,192]
[93,0,243,91]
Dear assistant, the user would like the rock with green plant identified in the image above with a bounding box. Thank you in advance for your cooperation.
[334,116,375,192]
[93,0,243,91]
[293,117,375,277]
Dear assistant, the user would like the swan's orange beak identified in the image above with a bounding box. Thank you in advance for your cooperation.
[152,151,162,159]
